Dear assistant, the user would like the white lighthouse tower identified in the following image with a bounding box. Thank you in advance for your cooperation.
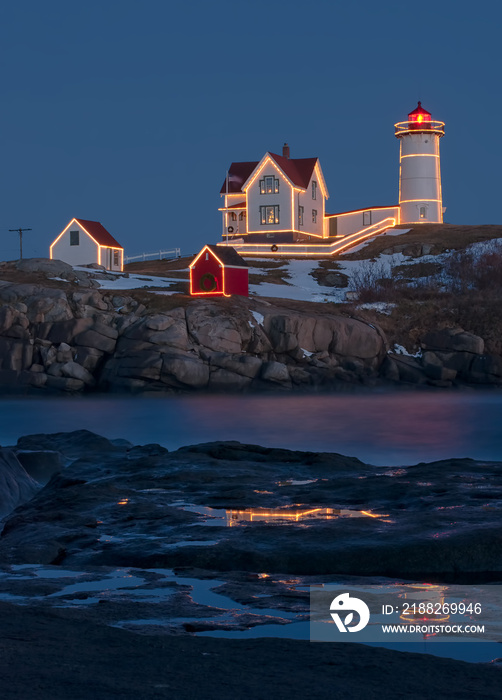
[395,102,445,224]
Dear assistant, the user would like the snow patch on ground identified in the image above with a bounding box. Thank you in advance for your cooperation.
[96,275,184,290]
[250,311,264,325]
[358,302,396,315]
[391,344,422,358]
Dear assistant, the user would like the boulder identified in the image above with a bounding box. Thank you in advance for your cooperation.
[61,361,96,386]
[421,328,484,355]
[207,352,262,379]
[56,342,74,363]
[74,328,117,353]
[261,361,290,385]
[47,362,65,377]
[72,291,108,310]
[145,313,184,332]
[265,315,302,353]
[15,258,73,277]
[46,318,94,344]
[23,290,73,324]
[393,355,426,384]
[467,354,502,384]
[421,351,457,382]
[21,371,48,388]
[161,353,209,388]
[73,346,104,372]
[0,337,33,371]
[0,449,40,518]
[380,355,400,381]
[147,322,190,350]
[15,450,63,485]
[114,353,163,381]
[45,376,85,392]
[208,368,252,391]
[0,306,15,333]
[186,303,250,353]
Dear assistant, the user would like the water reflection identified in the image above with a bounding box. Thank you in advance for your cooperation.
[183,505,389,526]
[1,392,501,466]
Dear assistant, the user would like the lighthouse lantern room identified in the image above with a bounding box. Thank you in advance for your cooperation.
[395,102,445,224]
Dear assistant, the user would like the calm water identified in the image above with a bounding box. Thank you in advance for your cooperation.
[1,391,501,465]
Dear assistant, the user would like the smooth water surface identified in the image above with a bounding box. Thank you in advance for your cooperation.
[1,392,502,465]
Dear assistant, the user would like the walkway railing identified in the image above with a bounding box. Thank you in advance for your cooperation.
[125,248,181,264]
[218,218,396,257]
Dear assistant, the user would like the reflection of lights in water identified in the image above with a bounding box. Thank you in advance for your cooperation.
[399,584,450,623]
[276,479,318,486]
[225,507,390,526]
[117,499,129,506]
[182,504,391,526]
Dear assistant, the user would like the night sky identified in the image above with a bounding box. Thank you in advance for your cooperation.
[1,0,500,261]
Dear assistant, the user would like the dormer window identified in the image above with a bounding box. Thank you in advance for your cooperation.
[70,230,79,246]
[312,181,317,200]
[260,176,279,194]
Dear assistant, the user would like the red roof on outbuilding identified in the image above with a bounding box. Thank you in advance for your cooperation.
[75,219,123,249]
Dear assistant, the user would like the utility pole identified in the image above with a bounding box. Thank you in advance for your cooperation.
[8,227,32,260]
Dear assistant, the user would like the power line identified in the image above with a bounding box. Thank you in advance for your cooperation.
[8,227,32,260]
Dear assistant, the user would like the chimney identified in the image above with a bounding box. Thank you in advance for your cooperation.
[282,142,290,159]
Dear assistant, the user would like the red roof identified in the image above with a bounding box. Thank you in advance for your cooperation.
[268,153,318,189]
[220,162,259,194]
[220,153,319,194]
[226,201,246,209]
[74,219,123,249]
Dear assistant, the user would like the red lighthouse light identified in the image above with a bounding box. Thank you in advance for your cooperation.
[408,101,432,130]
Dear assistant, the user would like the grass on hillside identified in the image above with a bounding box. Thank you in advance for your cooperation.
[342,224,502,261]
[348,242,502,353]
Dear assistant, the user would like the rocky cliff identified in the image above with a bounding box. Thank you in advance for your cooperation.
[0,260,387,394]
[0,258,499,393]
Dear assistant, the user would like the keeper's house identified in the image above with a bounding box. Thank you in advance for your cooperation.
[50,218,124,271]
[190,245,248,297]
[219,144,329,245]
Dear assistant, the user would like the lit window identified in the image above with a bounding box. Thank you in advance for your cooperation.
[260,205,280,225]
[260,177,279,194]
[420,206,427,219]
[363,211,371,226]
[312,181,317,200]
[312,209,317,224]
[298,206,304,226]
[70,230,79,246]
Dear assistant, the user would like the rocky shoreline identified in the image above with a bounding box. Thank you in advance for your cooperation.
[0,429,501,699]
[0,258,501,394]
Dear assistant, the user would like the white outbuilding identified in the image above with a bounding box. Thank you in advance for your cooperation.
[50,218,124,271]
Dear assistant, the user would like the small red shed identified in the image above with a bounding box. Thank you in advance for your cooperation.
[190,245,248,297]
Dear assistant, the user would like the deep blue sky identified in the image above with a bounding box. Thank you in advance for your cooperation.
[1,0,500,261]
